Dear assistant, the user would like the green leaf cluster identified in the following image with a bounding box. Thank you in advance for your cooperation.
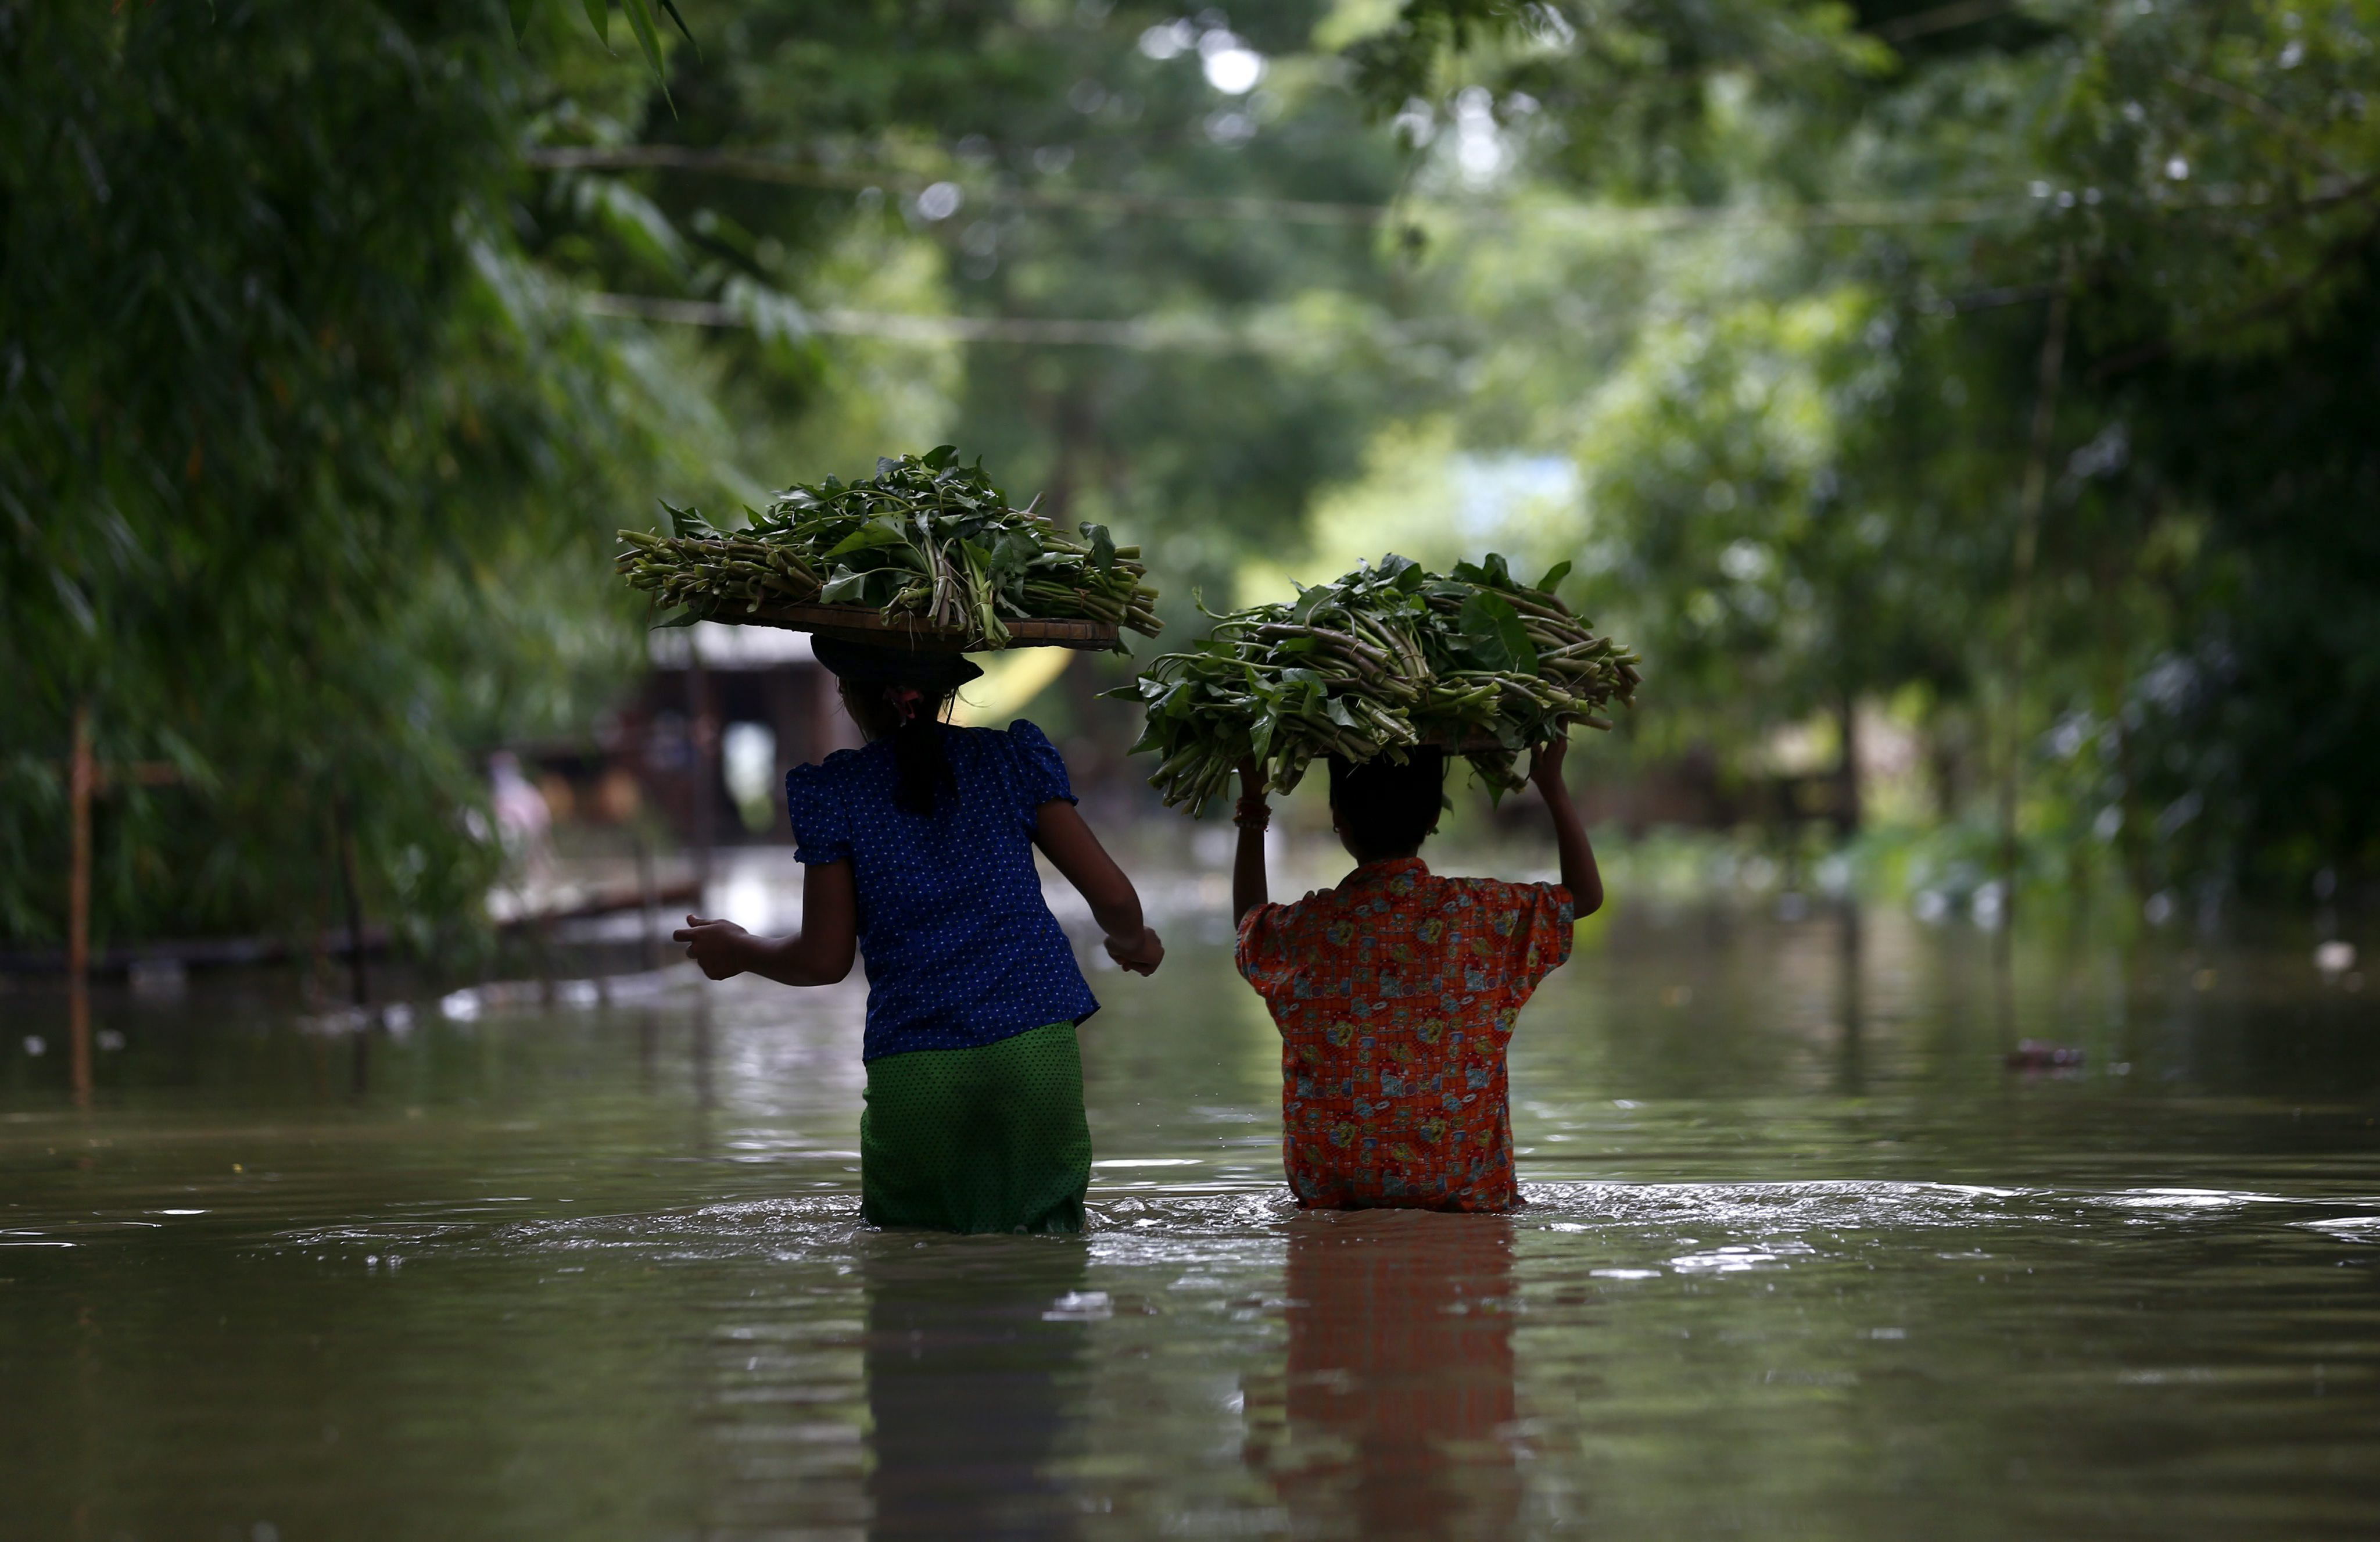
[1116,553,1637,810]
[507,0,691,103]
[0,3,690,951]
[615,449,1160,650]
[1338,0,2380,892]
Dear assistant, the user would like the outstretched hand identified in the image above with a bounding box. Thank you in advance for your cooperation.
[1105,924,1166,976]
[673,914,754,981]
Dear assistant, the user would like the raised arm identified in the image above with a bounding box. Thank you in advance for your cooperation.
[1232,758,1270,926]
[1033,800,1164,975]
[673,859,859,986]
[1529,737,1604,917]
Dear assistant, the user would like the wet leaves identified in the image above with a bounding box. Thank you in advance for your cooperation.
[616,449,1160,649]
[1113,552,1640,811]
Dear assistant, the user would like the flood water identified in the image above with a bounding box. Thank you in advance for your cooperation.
[5,878,2379,1540]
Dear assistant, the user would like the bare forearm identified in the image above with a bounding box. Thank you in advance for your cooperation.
[1543,781,1603,915]
[678,863,856,985]
[739,931,852,988]
[1232,821,1268,925]
[1031,801,1162,972]
[1087,889,1145,944]
[1039,814,1143,939]
[1231,761,1270,926]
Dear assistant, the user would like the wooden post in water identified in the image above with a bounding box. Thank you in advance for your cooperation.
[687,648,716,899]
[333,795,371,1097]
[333,795,370,1008]
[633,826,659,972]
[67,703,94,1105]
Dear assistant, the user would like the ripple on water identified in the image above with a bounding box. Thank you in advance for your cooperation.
[256,1178,2380,1270]
[1518,1178,2035,1233]
[497,1196,874,1258]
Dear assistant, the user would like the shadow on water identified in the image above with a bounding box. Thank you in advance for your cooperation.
[1246,1211,1521,1541]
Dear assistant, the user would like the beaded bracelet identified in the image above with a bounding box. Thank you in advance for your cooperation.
[1232,797,1271,831]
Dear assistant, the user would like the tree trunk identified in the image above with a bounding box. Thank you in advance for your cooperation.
[1834,690,1862,838]
[68,703,94,1105]
[1998,280,2073,924]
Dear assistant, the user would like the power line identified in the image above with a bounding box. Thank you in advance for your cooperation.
[584,291,1328,350]
[528,146,2027,231]
[530,146,1385,226]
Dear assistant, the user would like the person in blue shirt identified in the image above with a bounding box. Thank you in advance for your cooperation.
[674,636,1164,1234]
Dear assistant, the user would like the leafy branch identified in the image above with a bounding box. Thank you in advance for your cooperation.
[506,0,693,107]
[1116,553,1639,811]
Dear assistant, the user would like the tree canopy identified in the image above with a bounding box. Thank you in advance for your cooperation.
[1332,0,2380,897]
[5,0,2374,953]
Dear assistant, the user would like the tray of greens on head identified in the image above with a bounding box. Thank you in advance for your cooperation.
[1113,553,1639,810]
[615,446,1162,652]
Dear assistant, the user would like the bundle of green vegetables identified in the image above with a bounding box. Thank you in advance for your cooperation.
[1116,553,1639,808]
[615,446,1162,650]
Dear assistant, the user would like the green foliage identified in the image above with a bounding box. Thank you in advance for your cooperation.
[1345,0,1889,197]
[1339,0,2380,895]
[615,447,1162,647]
[11,0,2374,955]
[509,0,690,101]
[1118,553,1637,809]
[580,1,1425,632]
[0,2,678,949]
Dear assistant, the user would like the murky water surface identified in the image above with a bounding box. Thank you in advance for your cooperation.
[6,890,2379,1539]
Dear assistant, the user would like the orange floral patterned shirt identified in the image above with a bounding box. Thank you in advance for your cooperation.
[1236,858,1575,1212]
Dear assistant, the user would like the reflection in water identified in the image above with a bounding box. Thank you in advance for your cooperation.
[1246,1211,1521,1540]
[7,919,2380,1540]
[864,1237,1089,1540]
[1837,899,1865,1096]
[691,992,718,1111]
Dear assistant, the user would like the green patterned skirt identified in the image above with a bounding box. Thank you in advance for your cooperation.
[859,1021,1092,1235]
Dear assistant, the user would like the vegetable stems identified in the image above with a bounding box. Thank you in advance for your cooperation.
[1112,552,1639,809]
[614,447,1162,651]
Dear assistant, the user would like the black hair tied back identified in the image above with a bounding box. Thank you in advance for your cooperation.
[811,638,973,817]
[888,689,956,817]
[1328,749,1447,858]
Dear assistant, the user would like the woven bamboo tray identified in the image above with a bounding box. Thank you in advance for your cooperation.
[739,600,1119,654]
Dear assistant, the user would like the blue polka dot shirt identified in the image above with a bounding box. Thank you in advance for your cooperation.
[786,719,1099,1062]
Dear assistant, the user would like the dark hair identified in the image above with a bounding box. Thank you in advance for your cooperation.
[1328,749,1446,859]
[841,681,960,816]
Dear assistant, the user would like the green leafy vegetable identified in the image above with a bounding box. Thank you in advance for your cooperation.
[615,450,1162,650]
[1459,591,1538,674]
[1112,553,1638,810]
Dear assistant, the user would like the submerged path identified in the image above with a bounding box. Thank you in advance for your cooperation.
[5,914,2377,1539]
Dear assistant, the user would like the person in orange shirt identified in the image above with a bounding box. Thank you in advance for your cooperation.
[1231,738,1603,1211]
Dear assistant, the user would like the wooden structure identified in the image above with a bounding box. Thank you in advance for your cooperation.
[731,601,1118,653]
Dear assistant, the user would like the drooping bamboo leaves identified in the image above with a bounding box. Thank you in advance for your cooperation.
[507,0,682,103]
